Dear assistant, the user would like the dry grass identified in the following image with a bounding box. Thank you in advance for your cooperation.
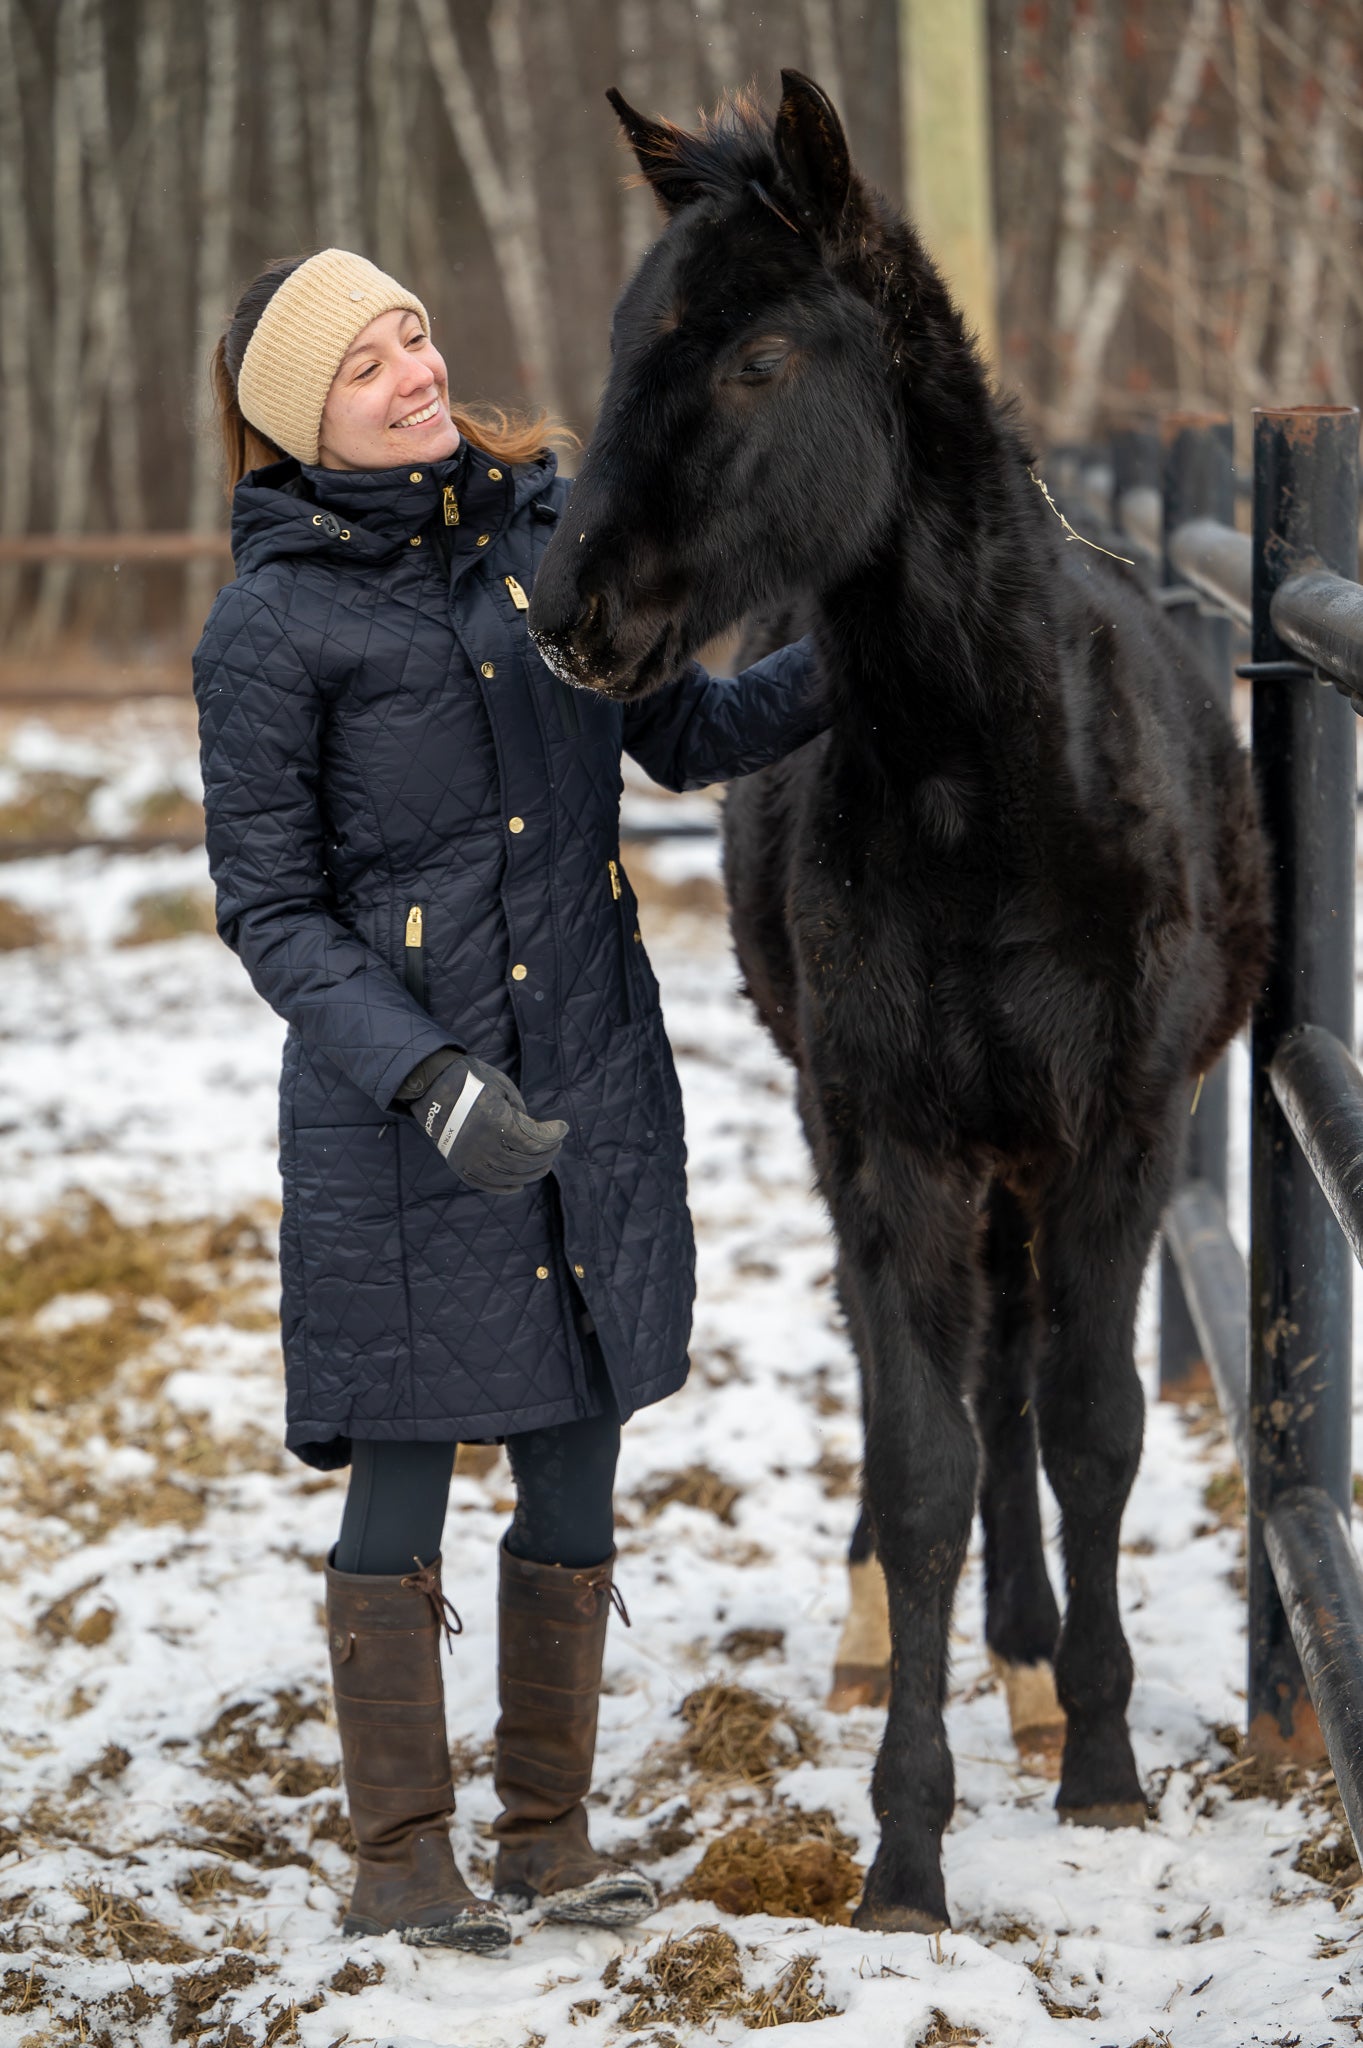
[637,1464,742,1526]
[0,899,42,950]
[0,769,100,842]
[683,1820,862,1924]
[118,886,217,946]
[168,1951,269,2041]
[199,1695,337,1801]
[1197,1467,1245,1532]
[626,1683,819,1817]
[718,1626,785,1664]
[329,1958,385,1994]
[611,1926,839,2032]
[627,861,726,929]
[184,1800,313,1871]
[916,2016,984,2047]
[67,1879,201,1963]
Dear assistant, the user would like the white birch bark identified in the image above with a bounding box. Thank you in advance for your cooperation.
[693,0,740,97]
[369,0,408,270]
[186,0,239,630]
[265,2,307,246]
[616,0,656,273]
[1273,24,1340,402]
[27,0,88,646]
[412,0,562,414]
[1228,0,1273,410]
[800,0,845,115]
[1053,0,1221,442]
[1051,1,1102,351]
[323,0,363,248]
[0,0,32,626]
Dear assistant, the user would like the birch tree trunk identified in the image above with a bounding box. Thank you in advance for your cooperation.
[322,0,363,248]
[413,0,562,414]
[369,0,408,271]
[0,0,32,628]
[27,0,89,647]
[1051,1,1102,369]
[800,0,845,116]
[186,0,240,632]
[1053,0,1220,441]
[616,0,656,275]
[1228,0,1273,413]
[265,3,308,247]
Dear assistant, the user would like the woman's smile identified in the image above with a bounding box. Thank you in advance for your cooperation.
[391,394,442,431]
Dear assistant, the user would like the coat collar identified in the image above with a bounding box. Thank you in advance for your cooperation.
[230,440,559,577]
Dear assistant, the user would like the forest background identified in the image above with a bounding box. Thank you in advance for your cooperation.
[0,0,1359,669]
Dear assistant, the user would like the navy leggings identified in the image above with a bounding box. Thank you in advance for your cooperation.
[334,1382,621,1575]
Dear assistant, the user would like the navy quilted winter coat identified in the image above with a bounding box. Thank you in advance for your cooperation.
[193,443,823,1468]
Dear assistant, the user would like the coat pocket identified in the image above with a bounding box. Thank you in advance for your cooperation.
[404,902,427,1005]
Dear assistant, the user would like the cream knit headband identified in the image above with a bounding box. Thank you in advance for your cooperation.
[236,249,430,466]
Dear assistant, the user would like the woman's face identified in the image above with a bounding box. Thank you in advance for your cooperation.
[316,307,461,471]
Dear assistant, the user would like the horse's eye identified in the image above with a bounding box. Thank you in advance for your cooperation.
[739,355,783,381]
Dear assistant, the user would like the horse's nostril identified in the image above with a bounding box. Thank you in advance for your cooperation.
[582,592,602,632]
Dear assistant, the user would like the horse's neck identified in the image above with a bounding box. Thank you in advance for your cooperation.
[816,469,1054,779]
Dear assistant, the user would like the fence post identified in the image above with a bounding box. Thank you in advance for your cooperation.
[1248,405,1359,1758]
[1158,415,1235,1399]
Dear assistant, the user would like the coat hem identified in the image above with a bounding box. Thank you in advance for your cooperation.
[284,1352,689,1472]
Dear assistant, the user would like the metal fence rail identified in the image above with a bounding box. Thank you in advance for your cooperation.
[1067,404,1363,1825]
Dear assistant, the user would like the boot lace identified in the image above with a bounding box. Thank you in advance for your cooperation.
[571,1564,630,1627]
[401,1556,464,1648]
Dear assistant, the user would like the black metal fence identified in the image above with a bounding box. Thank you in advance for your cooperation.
[1054,406,1363,1851]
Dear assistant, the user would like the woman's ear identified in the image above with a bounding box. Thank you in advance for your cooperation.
[772,68,851,227]
[606,87,705,216]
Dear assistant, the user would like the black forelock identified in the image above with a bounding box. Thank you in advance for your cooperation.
[638,87,780,207]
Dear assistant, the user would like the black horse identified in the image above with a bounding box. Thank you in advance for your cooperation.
[529,73,1270,1933]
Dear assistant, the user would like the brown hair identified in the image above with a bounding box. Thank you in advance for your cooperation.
[211,254,577,493]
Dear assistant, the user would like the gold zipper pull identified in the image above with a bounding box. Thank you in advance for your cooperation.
[607,859,622,902]
[405,904,423,946]
[504,573,529,611]
[442,486,459,526]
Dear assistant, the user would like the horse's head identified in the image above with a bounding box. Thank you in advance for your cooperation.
[529,71,901,700]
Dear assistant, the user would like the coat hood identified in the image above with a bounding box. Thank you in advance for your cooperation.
[228,441,560,578]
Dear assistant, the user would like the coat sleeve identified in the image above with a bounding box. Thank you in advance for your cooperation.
[619,635,826,793]
[193,582,454,1111]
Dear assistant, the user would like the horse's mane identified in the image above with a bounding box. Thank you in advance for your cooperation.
[621,87,779,203]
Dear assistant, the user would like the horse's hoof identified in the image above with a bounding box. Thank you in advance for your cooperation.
[827,1662,891,1711]
[1058,1800,1147,1830]
[851,1899,949,1934]
[988,1653,1066,1779]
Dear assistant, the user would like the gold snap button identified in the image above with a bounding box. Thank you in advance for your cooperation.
[634,929,642,942]
[535,1265,549,1280]
[511,963,528,981]
[409,470,423,482]
[480,661,495,678]
[487,467,503,481]
[573,1263,585,1278]
[410,535,422,546]
[508,815,524,834]
[476,533,490,546]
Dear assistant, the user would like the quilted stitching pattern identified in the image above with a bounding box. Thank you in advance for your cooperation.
[192,444,824,1468]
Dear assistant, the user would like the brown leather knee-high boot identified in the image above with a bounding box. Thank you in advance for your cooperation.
[326,1553,509,1952]
[491,1541,656,1926]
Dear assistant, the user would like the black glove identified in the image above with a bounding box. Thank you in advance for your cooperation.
[396,1049,567,1194]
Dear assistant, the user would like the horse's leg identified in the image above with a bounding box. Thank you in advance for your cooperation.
[1033,1133,1169,1825]
[827,1257,890,1710]
[977,1183,1063,1773]
[837,1159,985,1933]
[829,1504,891,1710]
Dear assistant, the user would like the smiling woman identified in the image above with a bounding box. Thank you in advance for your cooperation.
[210,250,560,489]
[192,241,826,1963]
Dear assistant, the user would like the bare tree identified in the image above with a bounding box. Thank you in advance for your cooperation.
[369,0,408,271]
[0,0,32,627]
[323,0,364,248]
[413,0,562,414]
[1052,0,1222,441]
[186,0,240,630]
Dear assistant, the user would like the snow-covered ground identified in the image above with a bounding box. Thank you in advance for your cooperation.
[0,703,1360,2047]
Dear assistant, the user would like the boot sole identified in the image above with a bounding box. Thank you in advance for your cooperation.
[536,1878,658,1928]
[343,1910,511,1955]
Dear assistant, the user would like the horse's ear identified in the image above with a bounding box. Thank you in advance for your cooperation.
[773,68,850,225]
[606,87,703,216]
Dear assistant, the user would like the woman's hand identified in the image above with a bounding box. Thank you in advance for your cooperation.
[399,1051,567,1194]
